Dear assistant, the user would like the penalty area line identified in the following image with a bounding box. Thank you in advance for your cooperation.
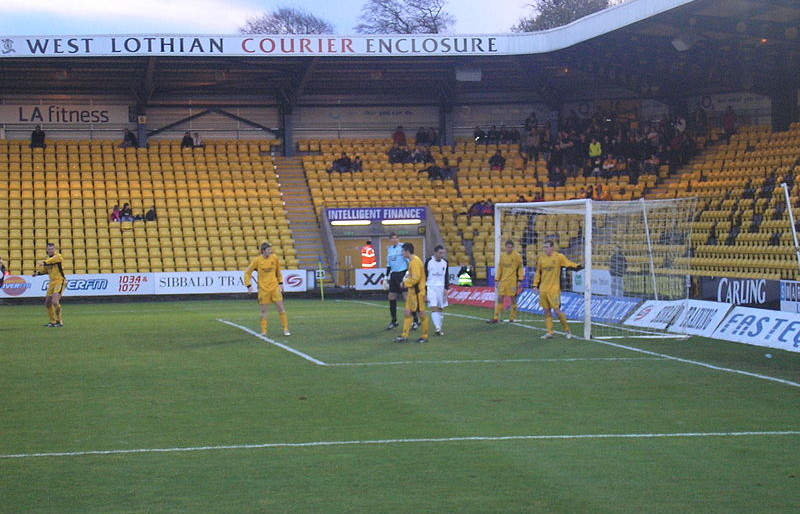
[217,319,327,366]
[3,430,799,460]
[327,357,667,367]
[340,300,800,389]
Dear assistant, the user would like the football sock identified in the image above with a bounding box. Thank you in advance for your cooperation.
[401,317,412,338]
[509,304,518,321]
[420,314,429,339]
[558,312,569,331]
[47,305,56,324]
[54,304,62,323]
[260,317,267,334]
[493,303,502,320]
[389,300,397,323]
[432,312,442,331]
[544,314,553,334]
[279,312,288,332]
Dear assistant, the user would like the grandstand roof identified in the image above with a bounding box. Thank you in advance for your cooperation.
[1,0,798,107]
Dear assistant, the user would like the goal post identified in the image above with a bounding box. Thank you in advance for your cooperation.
[494,197,697,340]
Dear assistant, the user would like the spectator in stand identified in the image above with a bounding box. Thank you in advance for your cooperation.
[426,127,438,146]
[482,200,495,216]
[119,128,139,148]
[392,126,407,146]
[487,125,501,145]
[352,156,363,172]
[532,191,544,202]
[0,257,6,288]
[329,153,352,173]
[489,149,506,171]
[30,125,46,149]
[499,126,511,144]
[588,137,602,161]
[524,111,538,132]
[595,184,611,201]
[601,154,617,178]
[181,131,194,149]
[511,150,527,172]
[145,206,158,222]
[525,126,540,161]
[120,203,134,222]
[438,157,454,180]
[722,105,737,144]
[415,127,429,146]
[575,187,586,200]
[387,143,408,164]
[473,126,487,144]
[468,200,484,217]
[691,103,708,138]
[585,185,594,199]
[192,132,205,148]
[548,166,566,187]
[109,204,121,222]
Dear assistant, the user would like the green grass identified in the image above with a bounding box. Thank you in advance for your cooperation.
[1,298,799,513]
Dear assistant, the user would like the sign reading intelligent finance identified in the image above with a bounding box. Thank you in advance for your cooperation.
[327,207,426,223]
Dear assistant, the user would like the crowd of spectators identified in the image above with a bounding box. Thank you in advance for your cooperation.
[109,203,157,222]
[328,153,363,173]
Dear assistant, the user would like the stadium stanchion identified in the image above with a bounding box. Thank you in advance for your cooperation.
[317,261,325,301]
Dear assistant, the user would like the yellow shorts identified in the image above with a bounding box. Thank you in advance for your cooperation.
[47,280,65,296]
[497,280,519,297]
[258,288,283,305]
[405,288,426,312]
[538,290,561,310]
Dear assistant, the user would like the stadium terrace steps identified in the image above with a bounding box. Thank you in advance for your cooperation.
[274,157,330,271]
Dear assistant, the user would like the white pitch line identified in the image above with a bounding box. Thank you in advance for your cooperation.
[341,300,800,389]
[217,319,327,366]
[3,430,799,460]
[328,357,667,367]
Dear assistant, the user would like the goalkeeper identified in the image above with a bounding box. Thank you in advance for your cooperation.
[531,240,581,339]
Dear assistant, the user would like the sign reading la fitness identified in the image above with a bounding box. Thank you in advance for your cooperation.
[0,104,132,125]
[0,270,309,298]
[327,207,426,223]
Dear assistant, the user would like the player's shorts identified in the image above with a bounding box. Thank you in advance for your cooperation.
[258,288,283,305]
[497,280,519,297]
[47,279,65,296]
[538,289,561,310]
[388,271,406,294]
[405,286,426,312]
[426,286,448,308]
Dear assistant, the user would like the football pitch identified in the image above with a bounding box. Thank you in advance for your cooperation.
[1,298,799,513]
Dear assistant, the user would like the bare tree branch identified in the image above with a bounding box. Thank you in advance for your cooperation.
[240,7,335,35]
[356,0,454,34]
[512,0,610,32]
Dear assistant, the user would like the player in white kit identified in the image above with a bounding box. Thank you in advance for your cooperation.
[425,245,450,336]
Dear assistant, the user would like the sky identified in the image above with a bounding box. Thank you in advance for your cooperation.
[0,0,533,36]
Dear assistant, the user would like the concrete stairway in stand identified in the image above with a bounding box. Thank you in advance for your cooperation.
[274,157,330,272]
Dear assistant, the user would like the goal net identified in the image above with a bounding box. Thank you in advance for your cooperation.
[494,198,697,339]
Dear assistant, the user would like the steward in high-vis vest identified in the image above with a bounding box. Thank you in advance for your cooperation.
[361,241,377,268]
[457,265,474,286]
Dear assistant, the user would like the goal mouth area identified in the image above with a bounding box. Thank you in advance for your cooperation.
[494,198,698,340]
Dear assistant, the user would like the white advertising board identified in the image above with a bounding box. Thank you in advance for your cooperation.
[0,270,308,298]
[573,269,612,296]
[712,306,800,353]
[354,268,388,291]
[0,104,132,125]
[623,300,686,330]
[668,300,732,337]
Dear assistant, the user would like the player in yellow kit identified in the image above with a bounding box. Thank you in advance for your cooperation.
[394,242,430,344]
[244,242,290,337]
[34,242,66,327]
[487,240,524,323]
[532,240,582,339]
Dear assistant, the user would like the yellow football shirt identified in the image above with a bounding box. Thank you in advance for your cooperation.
[244,254,282,294]
[533,252,578,293]
[497,251,523,284]
[42,253,66,283]
[402,254,426,293]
